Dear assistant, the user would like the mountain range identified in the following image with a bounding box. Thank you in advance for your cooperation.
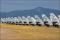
[0,7,60,18]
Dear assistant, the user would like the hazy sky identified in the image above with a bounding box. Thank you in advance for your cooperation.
[0,0,60,12]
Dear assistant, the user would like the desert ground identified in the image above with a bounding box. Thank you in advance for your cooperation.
[0,23,60,40]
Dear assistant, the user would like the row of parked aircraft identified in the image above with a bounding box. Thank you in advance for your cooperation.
[1,13,60,27]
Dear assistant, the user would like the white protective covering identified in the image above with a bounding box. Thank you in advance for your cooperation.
[27,16,36,25]
[58,15,60,25]
[50,13,60,25]
[17,16,22,22]
[1,18,6,23]
[34,15,44,25]
[42,14,52,25]
[12,17,19,24]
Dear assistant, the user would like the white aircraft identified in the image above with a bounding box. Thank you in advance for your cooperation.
[50,13,59,27]
[34,15,44,26]
[10,16,22,25]
[4,17,8,23]
[27,16,36,26]
[22,16,26,24]
[5,17,12,24]
[7,17,19,24]
[42,14,52,26]
[24,17,29,25]
[17,16,22,25]
[58,15,60,26]
[9,17,14,24]
[10,17,19,24]
[1,18,7,23]
[21,16,29,25]
[1,18,4,23]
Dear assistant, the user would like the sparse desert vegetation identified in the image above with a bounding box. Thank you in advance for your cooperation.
[0,24,60,40]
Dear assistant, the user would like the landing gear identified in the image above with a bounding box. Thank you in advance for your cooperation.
[44,21,50,27]
[36,22,41,26]
[53,22,59,28]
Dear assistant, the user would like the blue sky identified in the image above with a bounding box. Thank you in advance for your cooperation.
[0,0,60,12]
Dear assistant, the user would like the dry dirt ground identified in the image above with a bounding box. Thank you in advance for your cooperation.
[0,24,60,40]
